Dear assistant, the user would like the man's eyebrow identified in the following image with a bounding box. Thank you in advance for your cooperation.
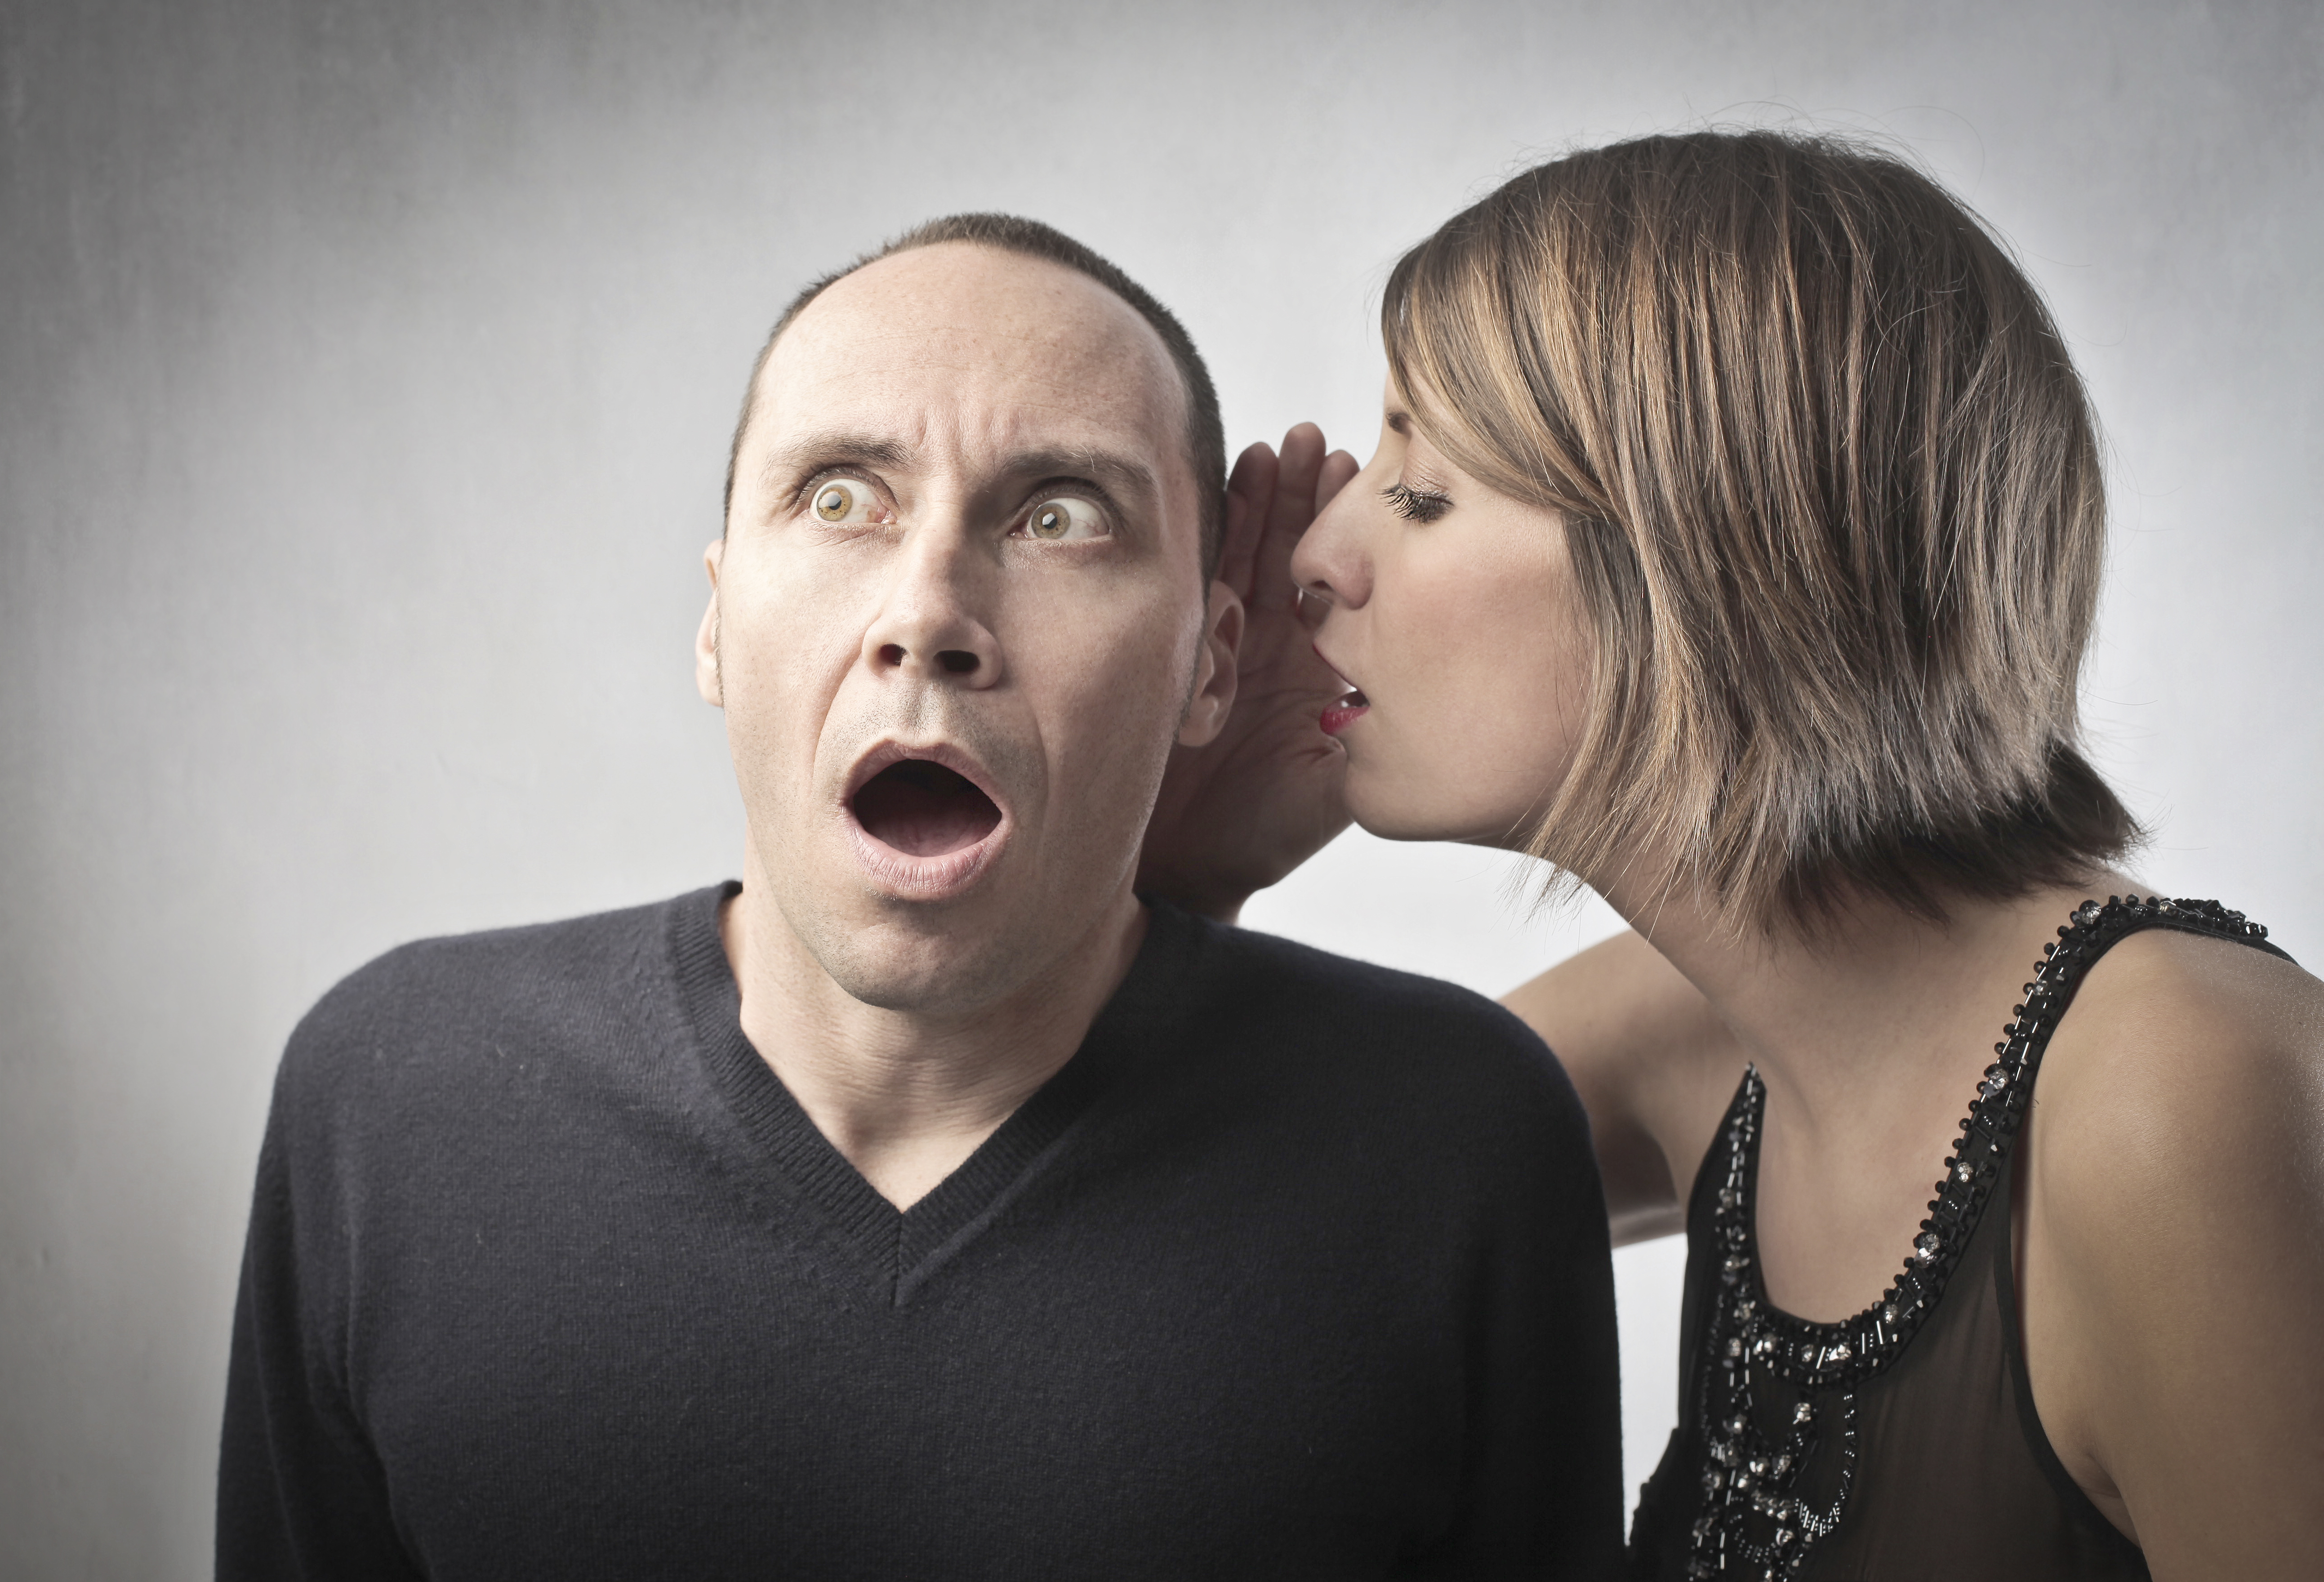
[761,432,916,479]
[756,436,1158,503]
[995,447,1162,507]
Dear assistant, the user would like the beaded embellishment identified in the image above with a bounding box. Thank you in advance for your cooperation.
[1681,896,2272,1580]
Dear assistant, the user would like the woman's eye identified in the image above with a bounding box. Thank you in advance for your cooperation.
[1383,482,1452,523]
[1018,495,1107,542]
[809,479,879,524]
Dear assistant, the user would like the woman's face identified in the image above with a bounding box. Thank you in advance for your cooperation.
[1291,386,1593,849]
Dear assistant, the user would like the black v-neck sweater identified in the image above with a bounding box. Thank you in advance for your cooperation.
[219,886,1621,1580]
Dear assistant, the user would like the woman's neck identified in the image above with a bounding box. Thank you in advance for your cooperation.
[1610,873,2124,1121]
[1601,868,2133,1318]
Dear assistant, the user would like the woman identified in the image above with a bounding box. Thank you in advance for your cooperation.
[1139,132,2323,1579]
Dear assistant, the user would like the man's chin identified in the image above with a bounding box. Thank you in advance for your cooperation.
[751,817,1141,1019]
[816,938,1029,1016]
[780,894,1037,1016]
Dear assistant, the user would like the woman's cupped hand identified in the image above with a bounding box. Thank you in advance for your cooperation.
[1136,424,1360,922]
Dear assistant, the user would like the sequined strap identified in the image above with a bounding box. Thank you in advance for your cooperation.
[1710,894,2284,1392]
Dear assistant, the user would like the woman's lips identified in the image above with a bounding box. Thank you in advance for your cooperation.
[1313,644,1367,737]
[1320,692,1370,736]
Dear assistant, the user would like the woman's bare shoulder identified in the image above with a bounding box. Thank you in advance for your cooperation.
[2026,924,2324,1569]
[2037,924,2323,1232]
[2044,924,2324,1136]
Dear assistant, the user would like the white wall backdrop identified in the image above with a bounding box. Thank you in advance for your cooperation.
[3,0,2317,1573]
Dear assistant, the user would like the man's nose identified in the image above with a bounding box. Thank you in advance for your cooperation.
[860,523,1004,688]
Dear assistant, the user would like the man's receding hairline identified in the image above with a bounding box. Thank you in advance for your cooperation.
[794,239,1169,332]
[742,240,1196,459]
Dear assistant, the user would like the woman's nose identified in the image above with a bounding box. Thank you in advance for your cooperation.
[1290,481,1371,610]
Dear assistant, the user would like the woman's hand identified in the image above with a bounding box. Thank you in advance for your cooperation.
[1137,424,1361,922]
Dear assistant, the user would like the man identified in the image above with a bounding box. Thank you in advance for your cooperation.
[218,215,1620,1579]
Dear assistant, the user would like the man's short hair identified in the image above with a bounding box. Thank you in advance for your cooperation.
[725,214,1228,581]
[1382,129,2138,934]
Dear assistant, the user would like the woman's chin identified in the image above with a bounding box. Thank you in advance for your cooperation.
[1346,784,1527,849]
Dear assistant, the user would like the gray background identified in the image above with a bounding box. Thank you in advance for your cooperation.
[4,0,2318,1573]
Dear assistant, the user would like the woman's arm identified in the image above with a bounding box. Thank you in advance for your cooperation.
[1502,930,1745,1246]
[2022,931,2324,1578]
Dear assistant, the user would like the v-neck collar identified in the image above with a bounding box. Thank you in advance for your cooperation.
[668,882,1203,1303]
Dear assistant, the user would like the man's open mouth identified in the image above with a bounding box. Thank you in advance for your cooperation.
[850,758,1004,858]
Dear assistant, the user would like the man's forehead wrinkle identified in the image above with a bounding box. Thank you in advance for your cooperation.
[776,255,1184,412]
[767,316,1176,426]
[780,332,1171,409]
[784,352,1166,409]
[759,388,1166,468]
[761,361,1178,482]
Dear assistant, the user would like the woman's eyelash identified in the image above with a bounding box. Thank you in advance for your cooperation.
[1382,482,1452,523]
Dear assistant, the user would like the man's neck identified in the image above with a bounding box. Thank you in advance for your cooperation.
[718,876,1149,1211]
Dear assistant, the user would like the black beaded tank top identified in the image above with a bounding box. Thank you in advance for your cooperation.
[1626,896,2294,1582]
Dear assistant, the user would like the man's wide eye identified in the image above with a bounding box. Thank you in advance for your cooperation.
[810,480,876,523]
[1019,496,1106,542]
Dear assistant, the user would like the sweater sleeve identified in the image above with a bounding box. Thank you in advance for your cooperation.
[1436,1033,1627,1581]
[216,1057,423,1582]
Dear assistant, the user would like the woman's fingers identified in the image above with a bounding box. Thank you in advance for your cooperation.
[1255,424,1328,609]
[1221,490,1251,595]
[1220,441,1279,597]
[1272,424,1328,523]
[1317,449,1359,508]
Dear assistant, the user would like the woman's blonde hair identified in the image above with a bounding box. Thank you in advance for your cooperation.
[1384,130,2137,933]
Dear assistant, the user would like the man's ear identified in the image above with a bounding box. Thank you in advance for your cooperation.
[1175,580,1244,747]
[695,540,724,707]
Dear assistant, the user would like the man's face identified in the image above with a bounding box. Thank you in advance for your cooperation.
[700,243,1234,1015]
